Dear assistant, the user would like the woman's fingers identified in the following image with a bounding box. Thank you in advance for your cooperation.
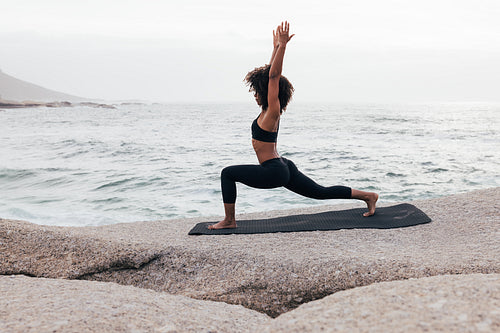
[277,21,289,33]
[276,21,292,41]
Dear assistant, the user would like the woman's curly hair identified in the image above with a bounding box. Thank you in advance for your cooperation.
[244,65,294,113]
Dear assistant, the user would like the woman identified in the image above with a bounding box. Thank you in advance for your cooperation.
[209,21,378,230]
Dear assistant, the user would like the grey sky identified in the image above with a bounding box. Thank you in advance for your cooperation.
[1,0,499,103]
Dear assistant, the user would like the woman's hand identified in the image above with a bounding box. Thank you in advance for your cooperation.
[276,21,294,46]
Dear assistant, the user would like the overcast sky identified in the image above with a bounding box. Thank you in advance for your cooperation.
[1,0,499,103]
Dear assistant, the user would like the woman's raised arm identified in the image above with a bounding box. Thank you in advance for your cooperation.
[267,21,294,117]
[268,28,279,66]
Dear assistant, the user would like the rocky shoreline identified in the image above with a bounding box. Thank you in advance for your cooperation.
[1,187,499,332]
[0,98,116,109]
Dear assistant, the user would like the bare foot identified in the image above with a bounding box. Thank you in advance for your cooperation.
[363,192,379,217]
[208,218,237,230]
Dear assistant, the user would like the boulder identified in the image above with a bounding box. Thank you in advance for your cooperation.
[0,275,269,332]
[260,273,500,332]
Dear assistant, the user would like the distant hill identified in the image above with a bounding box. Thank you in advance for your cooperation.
[0,69,89,102]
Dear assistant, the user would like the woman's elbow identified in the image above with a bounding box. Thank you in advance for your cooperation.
[269,72,280,80]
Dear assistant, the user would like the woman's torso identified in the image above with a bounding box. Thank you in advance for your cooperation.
[252,111,280,164]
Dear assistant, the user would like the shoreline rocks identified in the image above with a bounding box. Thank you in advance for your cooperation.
[1,187,499,331]
[0,98,115,109]
[262,273,500,332]
[1,274,497,332]
[0,275,269,333]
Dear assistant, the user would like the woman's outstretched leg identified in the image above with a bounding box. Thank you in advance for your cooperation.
[351,189,379,216]
[283,158,378,216]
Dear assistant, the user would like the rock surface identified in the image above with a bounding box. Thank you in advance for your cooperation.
[1,188,499,318]
[1,274,498,332]
[261,273,500,333]
[0,275,269,333]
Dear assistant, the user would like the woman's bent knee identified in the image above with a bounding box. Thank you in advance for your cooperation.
[221,166,233,180]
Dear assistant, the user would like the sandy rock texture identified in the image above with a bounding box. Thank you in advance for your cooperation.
[0,219,160,278]
[1,187,499,317]
[0,275,268,333]
[261,273,500,333]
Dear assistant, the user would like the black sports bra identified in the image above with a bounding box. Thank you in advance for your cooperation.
[251,115,279,143]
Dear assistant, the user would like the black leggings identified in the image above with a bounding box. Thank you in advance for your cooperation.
[221,157,351,204]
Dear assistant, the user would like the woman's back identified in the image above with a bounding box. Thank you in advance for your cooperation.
[252,111,280,164]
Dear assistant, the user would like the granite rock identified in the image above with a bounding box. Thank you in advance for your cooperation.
[261,273,500,332]
[0,275,269,333]
[1,188,499,317]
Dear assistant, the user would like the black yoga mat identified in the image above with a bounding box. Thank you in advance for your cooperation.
[188,203,431,235]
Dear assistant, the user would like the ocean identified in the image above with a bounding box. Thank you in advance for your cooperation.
[0,102,498,226]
